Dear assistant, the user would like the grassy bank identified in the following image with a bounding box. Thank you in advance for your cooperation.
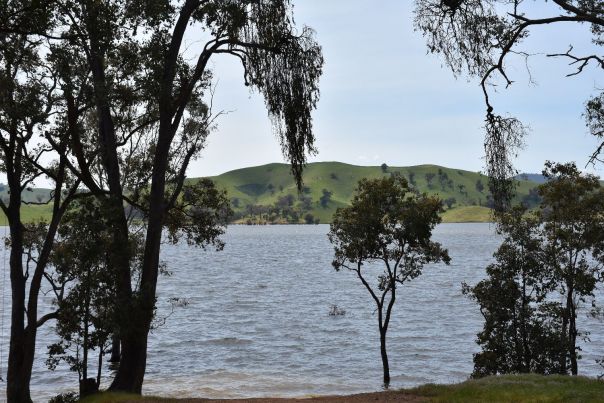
[9,204,496,225]
[409,374,604,402]
[80,374,604,402]
[441,205,494,223]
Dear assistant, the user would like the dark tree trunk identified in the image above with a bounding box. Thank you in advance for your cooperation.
[110,139,168,392]
[110,3,196,383]
[6,273,34,403]
[109,334,121,363]
[6,207,36,402]
[85,5,139,391]
[560,309,568,374]
[380,329,390,388]
[567,286,578,375]
[6,163,33,403]
[109,326,149,392]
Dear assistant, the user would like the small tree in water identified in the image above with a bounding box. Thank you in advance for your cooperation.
[328,175,450,387]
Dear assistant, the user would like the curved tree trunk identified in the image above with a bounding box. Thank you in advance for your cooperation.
[6,210,35,403]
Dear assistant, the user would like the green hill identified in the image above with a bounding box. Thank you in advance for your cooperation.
[1,162,542,224]
[202,162,541,224]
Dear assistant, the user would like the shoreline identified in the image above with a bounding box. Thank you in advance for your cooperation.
[83,374,604,403]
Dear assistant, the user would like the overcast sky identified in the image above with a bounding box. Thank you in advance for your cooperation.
[187,1,604,177]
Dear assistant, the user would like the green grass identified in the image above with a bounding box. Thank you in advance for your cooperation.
[442,206,494,223]
[410,374,604,402]
[79,374,604,402]
[0,203,53,224]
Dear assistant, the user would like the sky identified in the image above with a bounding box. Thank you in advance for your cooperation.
[187,1,604,177]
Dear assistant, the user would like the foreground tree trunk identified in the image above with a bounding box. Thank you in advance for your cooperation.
[109,328,148,392]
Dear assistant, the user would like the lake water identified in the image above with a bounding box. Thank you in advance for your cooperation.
[1,223,604,401]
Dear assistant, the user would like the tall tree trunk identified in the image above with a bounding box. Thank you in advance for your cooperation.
[6,257,32,403]
[105,201,138,392]
[110,134,170,392]
[109,328,149,393]
[85,3,137,390]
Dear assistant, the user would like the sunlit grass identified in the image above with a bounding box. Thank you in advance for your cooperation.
[441,205,494,223]
[410,374,604,402]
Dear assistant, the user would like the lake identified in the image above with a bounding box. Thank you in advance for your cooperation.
[1,223,603,401]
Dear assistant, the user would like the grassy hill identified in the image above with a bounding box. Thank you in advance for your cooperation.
[203,162,540,224]
[1,162,542,224]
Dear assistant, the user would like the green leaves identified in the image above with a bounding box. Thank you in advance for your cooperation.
[329,175,449,279]
[164,178,232,248]
[467,162,604,377]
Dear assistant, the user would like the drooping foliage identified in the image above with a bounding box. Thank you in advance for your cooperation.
[414,1,604,209]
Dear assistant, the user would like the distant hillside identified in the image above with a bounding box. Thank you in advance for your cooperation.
[200,162,542,224]
[0,162,545,224]
[515,173,548,184]
[0,185,55,224]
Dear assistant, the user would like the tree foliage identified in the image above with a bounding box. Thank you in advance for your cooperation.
[463,206,565,377]
[465,162,604,377]
[46,199,129,394]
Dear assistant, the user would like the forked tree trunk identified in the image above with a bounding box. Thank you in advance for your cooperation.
[109,327,149,393]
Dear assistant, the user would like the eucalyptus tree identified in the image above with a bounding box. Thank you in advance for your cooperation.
[328,175,450,387]
[463,206,565,377]
[0,3,88,401]
[538,161,604,375]
[414,0,604,209]
[465,162,604,377]
[23,0,324,393]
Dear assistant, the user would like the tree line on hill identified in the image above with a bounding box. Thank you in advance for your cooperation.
[230,188,332,225]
